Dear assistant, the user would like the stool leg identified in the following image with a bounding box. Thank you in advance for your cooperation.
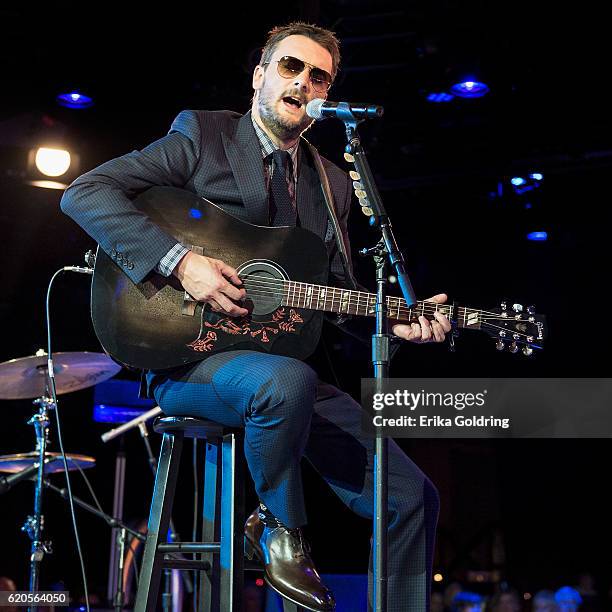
[199,440,221,612]
[219,431,245,611]
[134,432,184,612]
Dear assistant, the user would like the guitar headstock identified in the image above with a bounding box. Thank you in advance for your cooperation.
[478,302,547,356]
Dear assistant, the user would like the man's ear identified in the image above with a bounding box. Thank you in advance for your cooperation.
[252,64,265,91]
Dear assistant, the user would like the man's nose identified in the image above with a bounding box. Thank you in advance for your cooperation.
[293,68,311,91]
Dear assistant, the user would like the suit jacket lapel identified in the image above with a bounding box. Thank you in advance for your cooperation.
[222,111,269,225]
[296,143,328,240]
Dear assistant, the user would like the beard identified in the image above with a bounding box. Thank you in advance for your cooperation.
[256,83,314,141]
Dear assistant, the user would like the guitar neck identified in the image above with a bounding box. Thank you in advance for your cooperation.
[281,281,482,329]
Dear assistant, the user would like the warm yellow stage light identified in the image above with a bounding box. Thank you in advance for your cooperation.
[35,147,71,177]
[433,573,443,582]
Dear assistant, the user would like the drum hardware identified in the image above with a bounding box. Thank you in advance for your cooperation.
[0,350,121,604]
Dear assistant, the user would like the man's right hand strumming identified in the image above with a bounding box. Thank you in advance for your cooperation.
[172,251,248,317]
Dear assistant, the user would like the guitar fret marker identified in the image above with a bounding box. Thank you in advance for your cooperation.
[466,311,480,326]
[341,291,350,313]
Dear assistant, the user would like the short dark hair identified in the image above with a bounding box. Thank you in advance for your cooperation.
[260,22,341,80]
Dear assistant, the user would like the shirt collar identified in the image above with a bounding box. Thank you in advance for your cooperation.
[251,114,300,174]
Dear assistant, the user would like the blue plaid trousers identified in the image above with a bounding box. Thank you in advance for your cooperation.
[147,350,439,611]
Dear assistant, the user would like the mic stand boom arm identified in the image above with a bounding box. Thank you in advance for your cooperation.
[339,109,417,612]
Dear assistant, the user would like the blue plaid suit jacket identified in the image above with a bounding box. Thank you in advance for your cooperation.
[60,109,356,288]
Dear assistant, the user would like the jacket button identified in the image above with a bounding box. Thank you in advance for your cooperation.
[111,249,117,257]
[128,262,134,270]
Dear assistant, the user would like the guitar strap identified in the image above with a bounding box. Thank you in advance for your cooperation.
[304,140,358,291]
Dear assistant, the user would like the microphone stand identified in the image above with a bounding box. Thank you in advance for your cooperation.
[338,107,417,612]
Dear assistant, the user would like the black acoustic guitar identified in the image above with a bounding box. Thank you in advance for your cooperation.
[91,187,547,370]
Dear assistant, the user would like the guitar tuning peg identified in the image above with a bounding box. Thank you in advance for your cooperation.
[500,301,507,310]
[496,339,505,351]
[522,345,533,356]
[527,305,536,315]
[349,171,361,180]
[512,303,523,313]
[508,341,519,354]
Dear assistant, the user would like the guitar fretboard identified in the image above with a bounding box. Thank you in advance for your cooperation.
[280,281,482,329]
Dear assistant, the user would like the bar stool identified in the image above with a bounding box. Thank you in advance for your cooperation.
[133,415,305,612]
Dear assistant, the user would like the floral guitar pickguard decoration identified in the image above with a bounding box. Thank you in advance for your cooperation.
[186,308,304,352]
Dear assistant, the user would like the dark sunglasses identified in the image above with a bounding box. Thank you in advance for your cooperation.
[264,55,333,93]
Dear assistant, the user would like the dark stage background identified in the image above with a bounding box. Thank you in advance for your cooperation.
[1,2,611,609]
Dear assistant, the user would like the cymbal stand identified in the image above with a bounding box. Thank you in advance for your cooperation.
[22,395,55,611]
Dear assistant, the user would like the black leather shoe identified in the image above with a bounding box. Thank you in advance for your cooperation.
[244,507,336,611]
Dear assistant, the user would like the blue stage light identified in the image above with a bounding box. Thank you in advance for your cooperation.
[56,91,94,109]
[450,80,489,98]
[511,177,526,186]
[189,208,203,219]
[426,92,454,103]
[527,231,548,241]
[93,404,152,424]
[529,173,543,181]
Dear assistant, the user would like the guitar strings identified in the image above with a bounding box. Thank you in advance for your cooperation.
[240,273,508,318]
[240,275,514,320]
[242,286,519,325]
[238,286,537,339]
[242,282,514,320]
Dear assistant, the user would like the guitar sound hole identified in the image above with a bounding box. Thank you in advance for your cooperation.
[238,260,287,316]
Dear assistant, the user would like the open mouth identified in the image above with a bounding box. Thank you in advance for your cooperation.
[281,96,303,110]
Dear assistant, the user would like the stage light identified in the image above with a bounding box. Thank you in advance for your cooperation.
[529,173,543,181]
[255,578,264,587]
[527,231,548,241]
[189,208,203,219]
[426,92,454,103]
[450,80,489,98]
[56,91,94,109]
[433,573,444,582]
[511,177,526,186]
[26,145,79,189]
[34,147,71,177]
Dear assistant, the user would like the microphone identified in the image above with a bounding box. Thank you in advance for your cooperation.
[306,98,384,121]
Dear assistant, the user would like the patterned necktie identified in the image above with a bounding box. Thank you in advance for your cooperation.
[270,149,296,227]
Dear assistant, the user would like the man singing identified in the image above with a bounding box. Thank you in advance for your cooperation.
[61,22,449,611]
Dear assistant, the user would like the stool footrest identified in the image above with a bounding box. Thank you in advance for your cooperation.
[244,560,263,572]
[162,557,212,572]
[158,542,220,554]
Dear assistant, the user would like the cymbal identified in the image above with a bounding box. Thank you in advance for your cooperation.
[0,451,96,474]
[0,351,121,400]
